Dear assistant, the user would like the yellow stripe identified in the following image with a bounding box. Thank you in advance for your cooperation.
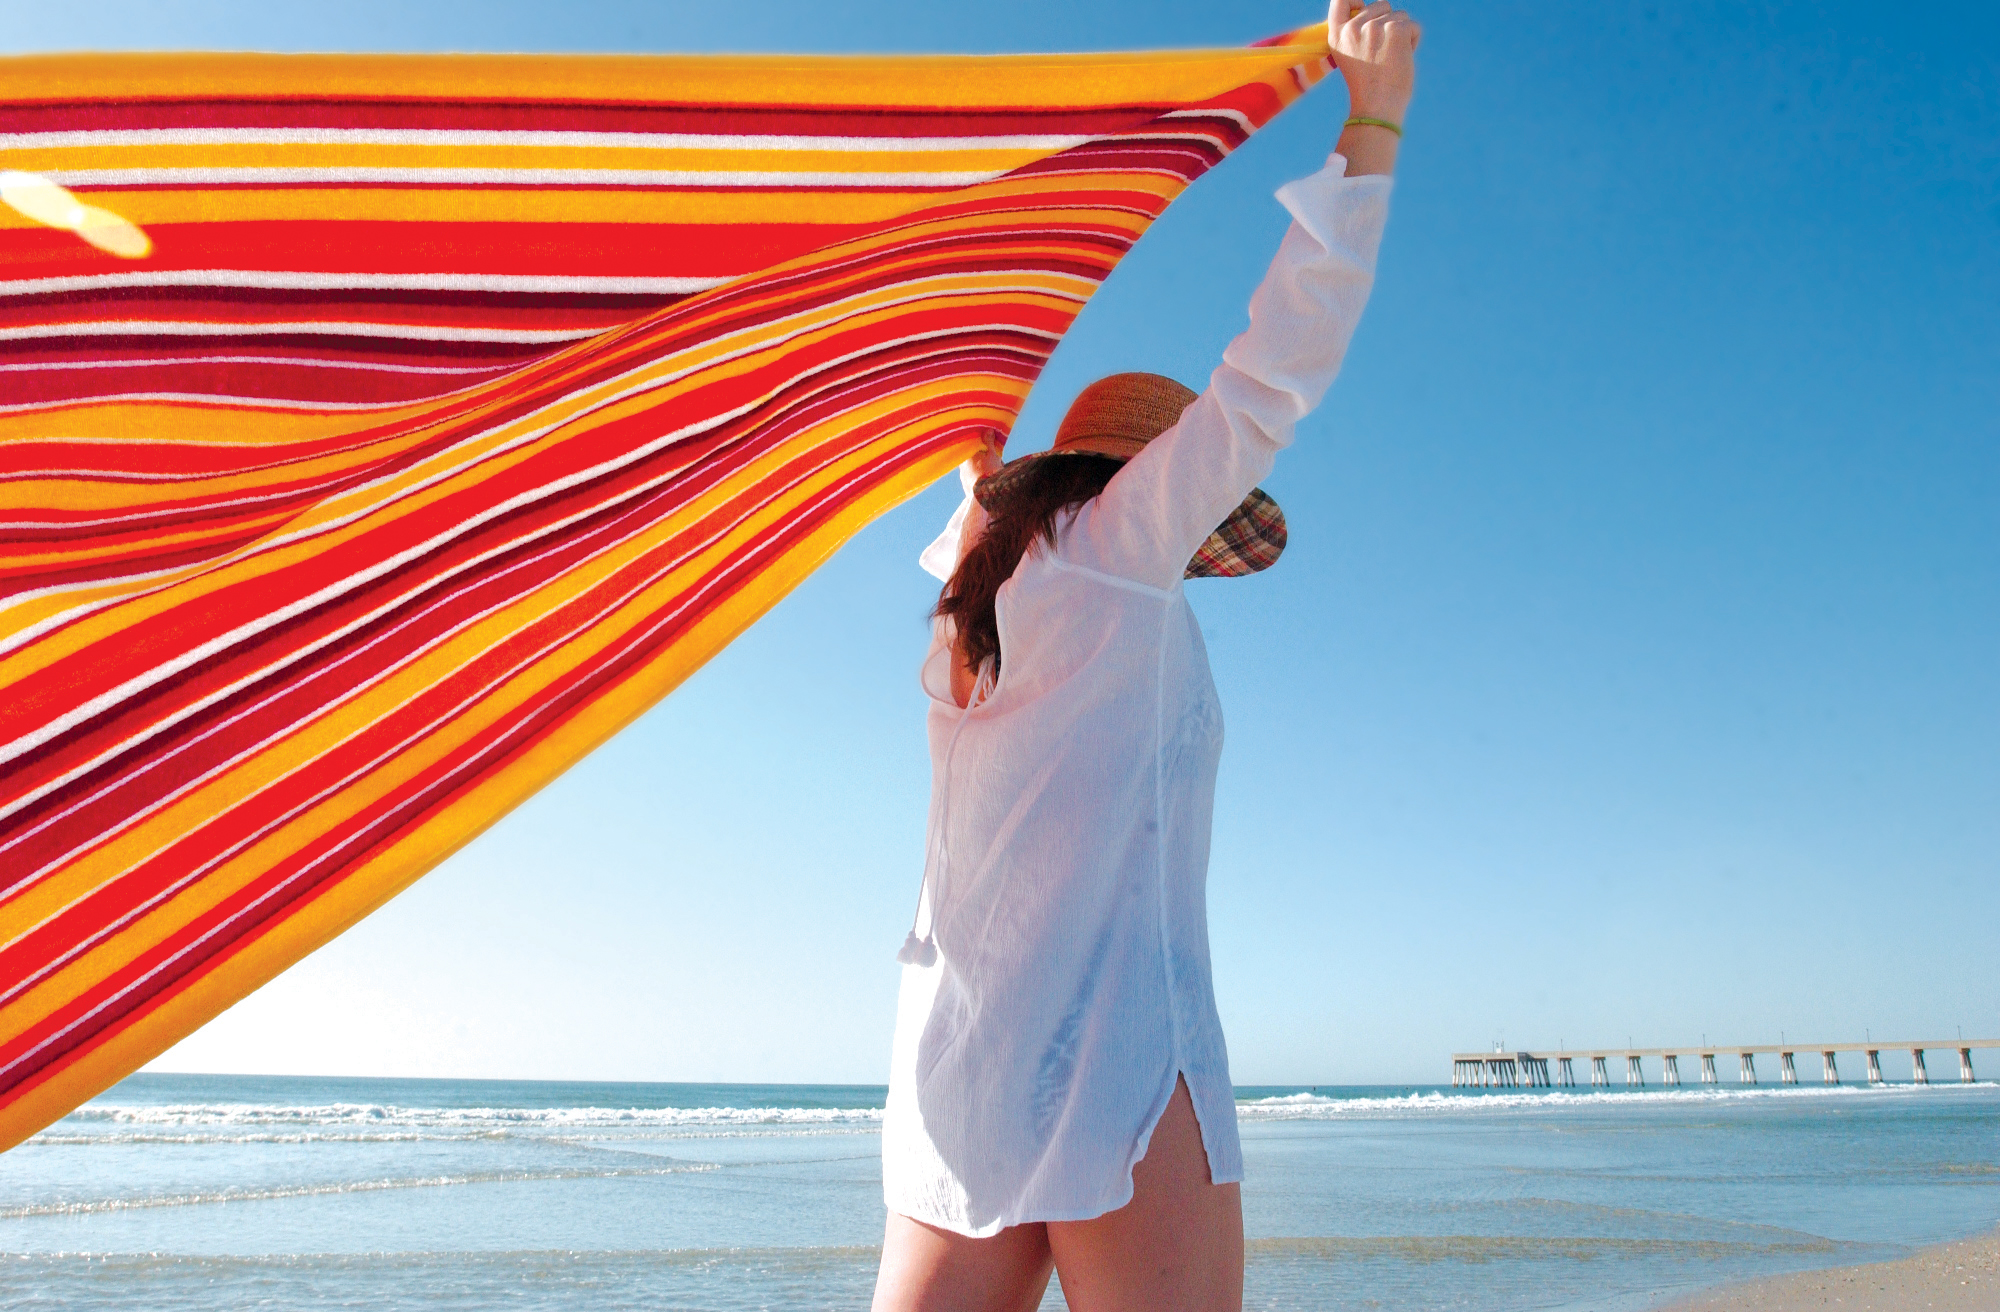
[1,44,1327,108]
[0,515,296,572]
[0,162,1186,229]
[0,402,446,446]
[4,428,509,513]
[0,143,1064,174]
[0,186,936,230]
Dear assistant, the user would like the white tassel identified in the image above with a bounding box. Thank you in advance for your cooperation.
[896,932,937,967]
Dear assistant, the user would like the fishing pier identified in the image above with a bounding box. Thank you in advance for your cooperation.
[1451,1039,2000,1089]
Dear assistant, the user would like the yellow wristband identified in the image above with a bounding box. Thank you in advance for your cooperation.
[1343,115,1403,137]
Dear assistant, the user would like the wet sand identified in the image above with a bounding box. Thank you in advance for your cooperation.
[1660,1228,2000,1311]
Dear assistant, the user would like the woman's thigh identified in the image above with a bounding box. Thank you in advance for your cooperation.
[1046,1077,1244,1312]
[872,1211,1054,1312]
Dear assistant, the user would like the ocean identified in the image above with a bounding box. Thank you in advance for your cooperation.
[4,1074,1997,1310]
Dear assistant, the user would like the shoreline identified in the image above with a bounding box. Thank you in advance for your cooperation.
[1656,1227,2000,1312]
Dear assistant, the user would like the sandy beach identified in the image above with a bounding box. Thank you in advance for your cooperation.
[1661,1228,2000,1312]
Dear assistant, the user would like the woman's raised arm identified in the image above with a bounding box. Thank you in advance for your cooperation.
[1062,4,1417,590]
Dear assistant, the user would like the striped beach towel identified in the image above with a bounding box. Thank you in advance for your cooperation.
[0,33,1332,1151]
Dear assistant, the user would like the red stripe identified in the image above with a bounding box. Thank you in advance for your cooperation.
[1,220,873,285]
[0,285,677,327]
[0,360,508,408]
[0,99,1168,137]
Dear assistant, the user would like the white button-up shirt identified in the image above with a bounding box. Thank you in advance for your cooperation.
[883,157,1393,1236]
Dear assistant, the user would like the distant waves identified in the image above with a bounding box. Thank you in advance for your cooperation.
[40,1099,886,1145]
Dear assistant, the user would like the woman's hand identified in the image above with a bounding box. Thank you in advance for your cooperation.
[1330,0,1420,125]
[1328,0,1419,176]
[968,428,1005,481]
[955,428,1003,550]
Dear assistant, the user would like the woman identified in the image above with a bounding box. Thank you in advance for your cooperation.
[873,4,1418,1308]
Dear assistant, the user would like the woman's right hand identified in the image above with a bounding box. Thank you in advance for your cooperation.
[1329,0,1420,128]
[969,428,1005,482]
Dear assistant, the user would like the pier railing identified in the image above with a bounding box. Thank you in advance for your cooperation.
[1450,1040,1999,1089]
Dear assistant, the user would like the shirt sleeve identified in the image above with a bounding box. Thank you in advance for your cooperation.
[1061,155,1393,589]
[918,459,989,583]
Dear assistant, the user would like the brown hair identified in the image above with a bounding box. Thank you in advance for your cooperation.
[934,453,1123,678]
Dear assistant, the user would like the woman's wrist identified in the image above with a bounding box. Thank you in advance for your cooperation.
[1344,116,1402,139]
[1346,100,1410,129]
[1336,114,1402,176]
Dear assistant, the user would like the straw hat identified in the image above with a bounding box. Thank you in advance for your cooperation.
[974,372,1287,579]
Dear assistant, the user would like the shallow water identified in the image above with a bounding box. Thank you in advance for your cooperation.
[4,1075,1996,1309]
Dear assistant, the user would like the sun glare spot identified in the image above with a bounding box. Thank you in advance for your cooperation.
[0,169,153,259]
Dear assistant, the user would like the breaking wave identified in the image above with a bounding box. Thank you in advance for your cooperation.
[38,1101,884,1145]
[1235,1082,1999,1120]
[32,1081,1995,1144]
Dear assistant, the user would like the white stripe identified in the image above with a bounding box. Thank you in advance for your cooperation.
[0,364,516,437]
[30,166,1003,188]
[1117,127,1235,146]
[0,128,1094,153]
[0,318,599,342]
[0,390,456,416]
[1160,107,1256,132]
[0,354,514,376]
[0,270,726,297]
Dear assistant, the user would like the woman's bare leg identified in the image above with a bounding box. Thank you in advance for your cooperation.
[872,1212,1054,1312]
[1046,1077,1244,1312]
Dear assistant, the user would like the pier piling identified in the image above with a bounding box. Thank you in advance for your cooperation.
[1451,1039,1992,1089]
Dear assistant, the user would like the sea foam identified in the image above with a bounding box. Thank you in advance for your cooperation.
[0,1162,719,1218]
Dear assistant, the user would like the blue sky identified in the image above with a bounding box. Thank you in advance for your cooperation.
[16,1,1995,1085]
